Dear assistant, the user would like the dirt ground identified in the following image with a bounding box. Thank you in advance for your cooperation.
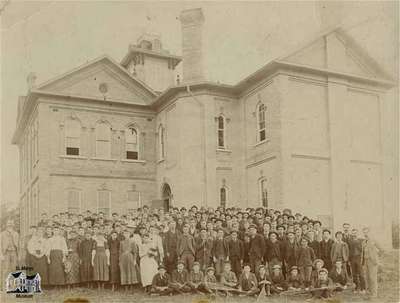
[1,250,398,303]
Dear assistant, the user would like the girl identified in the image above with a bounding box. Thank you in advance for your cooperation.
[139,233,158,292]
[65,230,80,288]
[119,230,139,291]
[108,231,121,291]
[92,231,110,289]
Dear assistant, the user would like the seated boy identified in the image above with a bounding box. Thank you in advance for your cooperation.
[329,259,352,291]
[150,265,173,296]
[270,264,288,294]
[203,266,217,294]
[220,261,238,295]
[170,260,191,293]
[286,266,303,290]
[238,264,259,296]
[311,259,324,286]
[188,261,205,293]
[256,264,271,296]
[312,268,334,299]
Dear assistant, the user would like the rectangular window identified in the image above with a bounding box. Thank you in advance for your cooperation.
[67,189,81,214]
[127,191,140,212]
[126,151,138,160]
[260,179,268,207]
[259,129,266,142]
[97,190,111,218]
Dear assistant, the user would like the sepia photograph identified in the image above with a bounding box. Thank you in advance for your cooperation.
[0,1,398,302]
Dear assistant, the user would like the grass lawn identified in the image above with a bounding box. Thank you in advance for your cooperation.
[1,250,398,303]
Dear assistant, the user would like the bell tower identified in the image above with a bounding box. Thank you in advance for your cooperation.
[120,33,182,92]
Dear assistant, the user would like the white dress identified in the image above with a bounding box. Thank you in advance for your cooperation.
[139,242,158,287]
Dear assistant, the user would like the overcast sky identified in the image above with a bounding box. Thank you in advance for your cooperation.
[1,1,397,209]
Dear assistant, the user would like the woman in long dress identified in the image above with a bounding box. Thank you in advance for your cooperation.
[92,231,110,289]
[139,233,158,292]
[46,226,68,288]
[27,227,49,287]
[119,230,139,291]
[78,231,94,287]
[65,230,81,287]
[108,231,120,291]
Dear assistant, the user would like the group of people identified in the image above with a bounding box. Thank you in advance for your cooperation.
[1,205,383,299]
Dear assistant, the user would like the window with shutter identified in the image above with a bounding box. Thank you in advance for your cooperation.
[126,126,139,160]
[65,119,81,156]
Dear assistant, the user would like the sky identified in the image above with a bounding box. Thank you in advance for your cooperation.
[1,1,398,209]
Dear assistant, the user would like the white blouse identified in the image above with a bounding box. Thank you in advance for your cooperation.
[46,235,68,255]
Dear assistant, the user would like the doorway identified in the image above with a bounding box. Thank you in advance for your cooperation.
[161,183,172,212]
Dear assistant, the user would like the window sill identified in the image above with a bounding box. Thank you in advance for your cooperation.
[59,155,88,160]
[216,148,232,153]
[157,158,165,164]
[254,139,270,147]
[91,157,118,162]
[121,159,146,164]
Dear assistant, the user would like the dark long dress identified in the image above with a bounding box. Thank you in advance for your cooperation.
[119,239,139,285]
[93,237,109,281]
[78,239,94,282]
[108,238,120,284]
[27,236,49,286]
[49,250,65,285]
[66,238,81,284]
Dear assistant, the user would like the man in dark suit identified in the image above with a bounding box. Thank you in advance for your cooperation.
[227,230,244,278]
[195,228,213,272]
[163,220,181,274]
[177,224,196,271]
[319,229,334,272]
[248,224,265,273]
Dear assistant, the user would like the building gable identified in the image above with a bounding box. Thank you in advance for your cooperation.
[36,56,157,105]
[280,28,391,80]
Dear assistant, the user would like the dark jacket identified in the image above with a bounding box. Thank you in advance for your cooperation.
[249,234,265,260]
[329,268,349,286]
[319,239,334,265]
[238,272,258,291]
[284,240,299,266]
[171,269,189,284]
[177,234,196,257]
[297,246,315,267]
[227,238,244,260]
[195,237,213,263]
[265,240,282,262]
[212,238,229,258]
[348,237,363,260]
[152,273,171,287]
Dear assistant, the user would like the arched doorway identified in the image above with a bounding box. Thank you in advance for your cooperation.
[161,183,172,212]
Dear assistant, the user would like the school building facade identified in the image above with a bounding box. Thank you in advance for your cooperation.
[12,9,396,245]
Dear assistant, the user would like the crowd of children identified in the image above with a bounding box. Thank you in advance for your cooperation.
[1,205,382,299]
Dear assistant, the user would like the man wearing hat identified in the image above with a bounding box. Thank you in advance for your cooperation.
[163,220,180,274]
[188,261,205,293]
[1,220,20,281]
[151,264,173,296]
[270,264,287,294]
[286,266,302,290]
[248,224,265,273]
[212,229,229,279]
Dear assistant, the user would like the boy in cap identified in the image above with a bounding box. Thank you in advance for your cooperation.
[150,264,173,296]
[238,264,259,296]
[203,266,217,294]
[256,264,271,296]
[188,261,205,293]
[311,259,324,286]
[270,264,287,294]
[170,260,191,293]
[212,229,229,279]
[311,268,334,299]
[286,266,303,290]
[220,261,238,295]
[329,259,351,290]
[226,230,244,278]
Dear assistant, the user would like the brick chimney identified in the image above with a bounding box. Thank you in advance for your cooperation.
[180,8,205,83]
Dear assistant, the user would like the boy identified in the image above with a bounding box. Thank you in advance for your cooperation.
[297,237,315,288]
[348,228,366,293]
[270,264,287,294]
[238,264,259,296]
[170,260,191,293]
[226,230,244,278]
[311,259,324,286]
[312,268,334,299]
[286,266,303,290]
[212,229,229,278]
[220,261,238,295]
[203,266,217,294]
[150,265,173,296]
[256,265,271,296]
[329,259,351,290]
[188,261,205,293]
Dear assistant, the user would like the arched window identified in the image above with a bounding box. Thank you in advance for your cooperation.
[259,178,268,207]
[158,125,165,160]
[220,187,227,208]
[126,126,139,160]
[217,115,225,149]
[65,119,81,155]
[96,122,111,158]
[257,103,266,142]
